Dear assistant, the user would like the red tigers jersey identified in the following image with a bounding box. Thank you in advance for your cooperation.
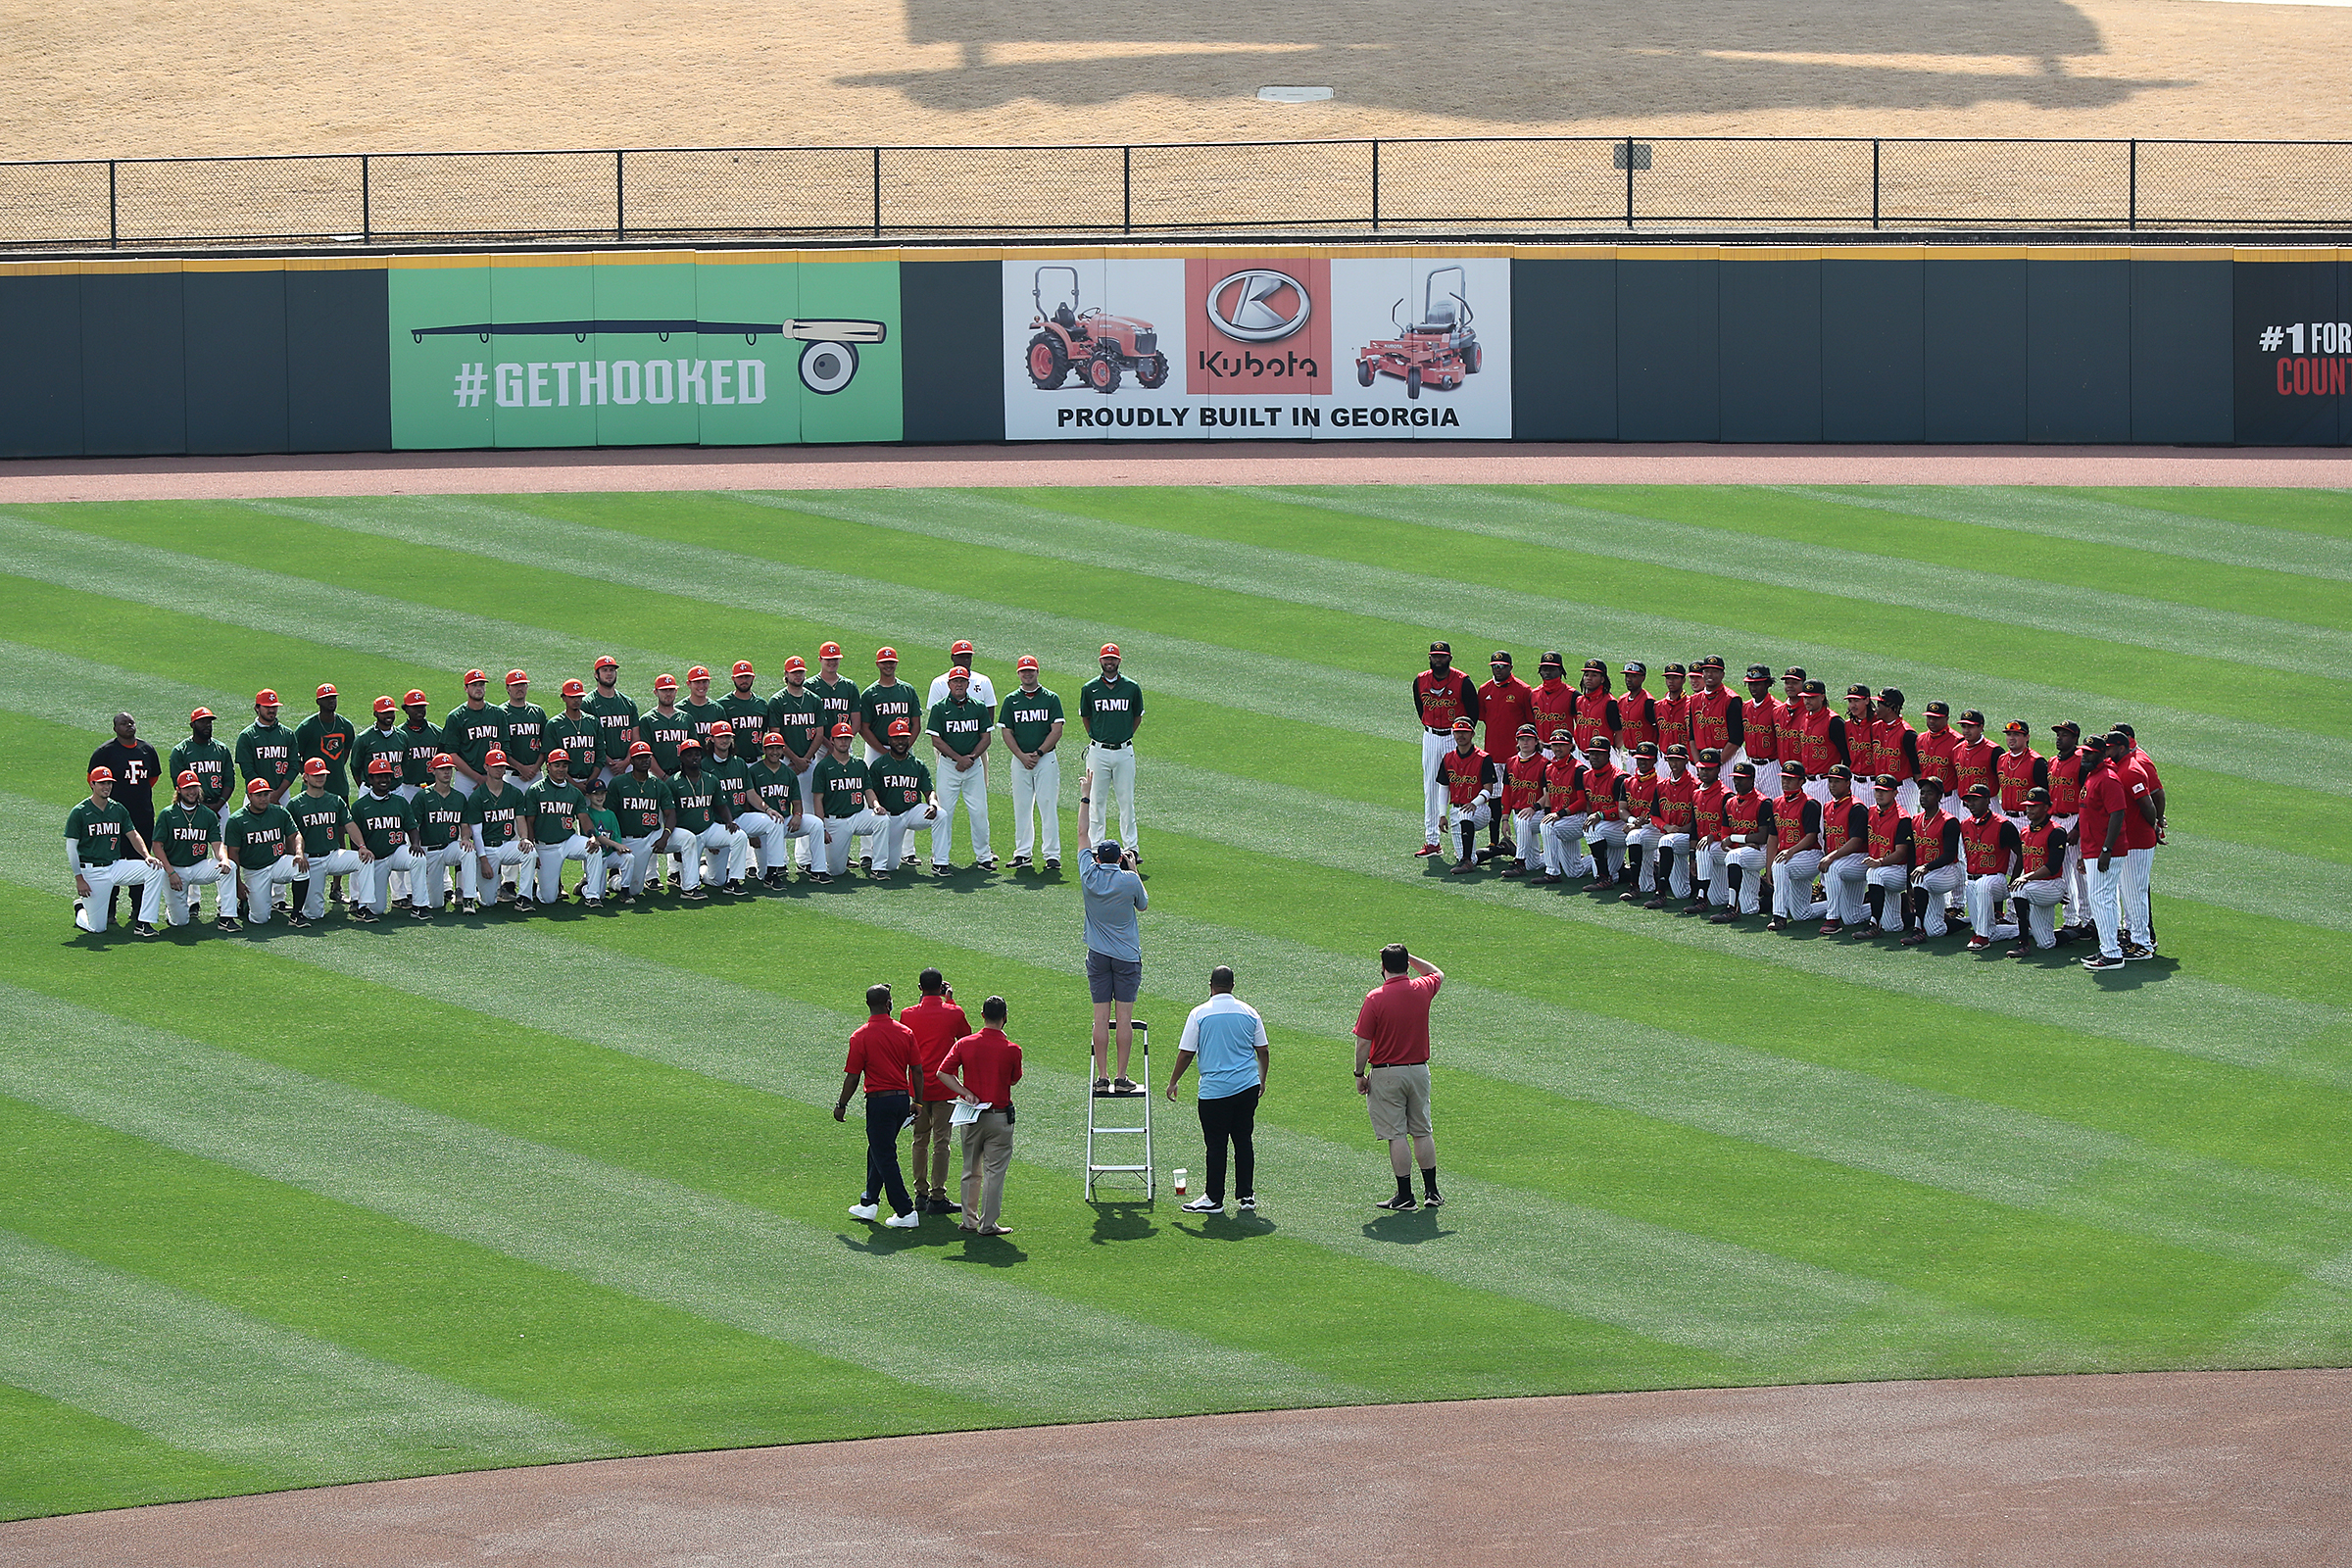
[2046,751,2086,814]
[1624,770,1660,822]
[1570,689,1618,755]
[1911,808,1958,867]
[2019,820,2066,876]
[1742,696,1784,764]
[1529,679,1578,748]
[1915,726,1961,790]
[1793,707,1839,775]
[1582,762,1626,820]
[1478,676,1536,757]
[1995,748,2046,812]
[1821,797,1870,856]
[1724,789,1768,842]
[1952,739,1997,800]
[1654,692,1691,756]
[1616,691,1657,751]
[1774,793,1822,852]
[1654,773,1696,832]
[1542,755,1587,814]
[1843,707,1881,777]
[1502,752,1548,810]
[1688,688,1735,757]
[1691,782,1728,843]
[1438,746,1494,808]
[1960,811,2015,877]
[1413,669,1476,732]
[1873,717,1918,782]
[1866,803,1910,860]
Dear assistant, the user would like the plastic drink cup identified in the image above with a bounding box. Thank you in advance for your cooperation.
[1173,1168,1188,1195]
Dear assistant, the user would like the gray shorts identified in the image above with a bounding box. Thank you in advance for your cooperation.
[1366,1063,1433,1140]
[1086,949,1142,1004]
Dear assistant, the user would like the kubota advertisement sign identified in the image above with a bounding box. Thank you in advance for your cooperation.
[1000,250,1511,440]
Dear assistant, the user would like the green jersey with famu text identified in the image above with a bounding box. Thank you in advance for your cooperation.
[1079,676,1144,747]
[442,704,506,769]
[465,784,524,847]
[224,804,297,870]
[289,790,353,856]
[413,789,467,850]
[65,797,135,866]
[813,755,869,817]
[762,686,823,756]
[999,686,1064,754]
[169,736,235,812]
[669,769,720,833]
[543,713,602,772]
[810,674,859,736]
[747,760,802,817]
[295,711,358,796]
[499,702,549,768]
[398,720,443,786]
[608,773,672,837]
[926,696,994,758]
[349,722,408,792]
[703,754,756,818]
[352,791,416,858]
[871,753,933,814]
[154,802,221,868]
[236,720,298,794]
[637,708,690,772]
[584,689,640,762]
[859,680,922,746]
[680,699,727,751]
[589,807,620,843]
[524,777,589,843]
[719,693,767,754]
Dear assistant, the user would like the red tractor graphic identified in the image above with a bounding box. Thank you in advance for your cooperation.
[1024,265,1170,394]
[1355,265,1483,399]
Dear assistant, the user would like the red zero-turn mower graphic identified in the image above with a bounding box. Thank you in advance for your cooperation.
[408,318,887,395]
[1025,267,1169,394]
[1354,266,1482,399]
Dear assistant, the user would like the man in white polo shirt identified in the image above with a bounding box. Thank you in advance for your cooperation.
[1166,965,1271,1215]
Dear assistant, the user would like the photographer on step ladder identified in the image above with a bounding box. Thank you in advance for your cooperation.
[1081,838,1149,1095]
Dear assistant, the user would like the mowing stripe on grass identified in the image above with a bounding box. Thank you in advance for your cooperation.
[0,984,1361,1422]
[0,1229,613,1482]
[2155,834,2352,936]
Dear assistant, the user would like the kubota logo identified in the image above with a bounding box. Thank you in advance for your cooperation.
[1205,270,1312,343]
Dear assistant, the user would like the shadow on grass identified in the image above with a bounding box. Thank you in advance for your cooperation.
[1362,1208,1455,1244]
[1174,1211,1278,1241]
[1087,1199,1158,1245]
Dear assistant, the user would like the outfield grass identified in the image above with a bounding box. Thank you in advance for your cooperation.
[1,483,2347,1522]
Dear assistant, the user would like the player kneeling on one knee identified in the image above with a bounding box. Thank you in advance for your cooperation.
[520,748,605,908]
[1956,782,2026,953]
[1433,718,1501,875]
[1764,762,1825,931]
[67,765,165,937]
[2007,788,2070,956]
[809,722,886,883]
[287,759,371,925]
[1902,779,1965,946]
[1706,760,1772,923]
[155,769,231,931]
[1499,724,1547,877]
[222,777,304,929]
[350,758,422,921]
[409,756,473,914]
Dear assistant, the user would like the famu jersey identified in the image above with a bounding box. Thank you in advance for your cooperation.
[295,711,358,797]
[413,788,467,850]
[859,680,922,747]
[65,797,134,866]
[352,791,416,858]
[236,720,298,796]
[926,696,994,758]
[442,704,506,770]
[812,755,870,818]
[748,760,802,818]
[637,708,691,772]
[680,699,727,752]
[871,753,933,814]
[154,801,220,868]
[465,784,524,848]
[999,686,1063,754]
[289,790,353,856]
[608,773,672,838]
[398,720,444,786]
[762,685,824,756]
[669,769,720,833]
[499,702,549,768]
[169,736,235,812]
[224,804,297,869]
[523,777,589,844]
[349,722,408,791]
[703,754,756,817]
[719,693,767,755]
[810,674,859,736]
[584,689,640,763]
[543,712,602,772]
[1079,676,1144,747]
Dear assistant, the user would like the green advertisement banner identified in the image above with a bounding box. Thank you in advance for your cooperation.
[387,252,904,449]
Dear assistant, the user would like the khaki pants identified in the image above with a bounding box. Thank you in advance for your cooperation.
[959,1111,1014,1229]
[910,1100,957,1202]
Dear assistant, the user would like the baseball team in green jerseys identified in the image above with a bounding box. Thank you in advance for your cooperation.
[67,641,1146,936]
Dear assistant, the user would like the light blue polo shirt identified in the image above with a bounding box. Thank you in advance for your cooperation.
[1180,993,1268,1100]
[1080,857,1148,961]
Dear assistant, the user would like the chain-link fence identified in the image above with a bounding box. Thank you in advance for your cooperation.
[1,138,2346,249]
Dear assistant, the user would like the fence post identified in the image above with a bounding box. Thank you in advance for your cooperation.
[1624,138,1635,229]
[872,147,883,238]
[2128,139,2137,231]
[1123,145,1132,235]
[1371,139,1381,231]
[615,150,626,241]
[108,160,118,249]
[1872,139,1880,230]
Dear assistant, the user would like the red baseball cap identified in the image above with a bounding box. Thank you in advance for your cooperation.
[189,707,215,722]
[593,655,618,671]
[484,748,509,767]
[464,669,487,685]
[731,661,755,678]
[403,689,428,707]
[1100,644,1121,659]
[373,696,397,714]
[1451,717,1474,732]
[368,756,394,774]
[303,759,327,777]
[952,640,975,657]
[678,737,702,752]
[506,669,528,687]
[627,740,653,760]
[887,718,912,738]
[87,765,113,783]
[175,769,199,787]
[255,689,279,707]
[316,683,337,700]
[761,731,786,747]
[948,666,969,682]
[561,679,586,698]
[830,721,855,738]
[783,656,807,673]
[1016,655,1039,671]
[431,753,457,769]
[875,648,898,663]
[545,748,568,765]
[687,665,710,682]
[246,777,272,795]
[654,674,678,692]
[818,642,843,659]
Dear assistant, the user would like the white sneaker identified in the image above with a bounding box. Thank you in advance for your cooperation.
[848,1201,880,1221]
[883,1210,920,1229]
[1180,1196,1221,1213]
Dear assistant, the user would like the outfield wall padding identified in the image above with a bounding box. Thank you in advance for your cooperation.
[4,246,2346,457]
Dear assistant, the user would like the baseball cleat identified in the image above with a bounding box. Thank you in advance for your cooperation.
[2082,953,2125,971]
[408,905,433,919]
[1414,844,1442,858]
[1900,930,1928,946]
[1708,910,1738,923]
[809,871,832,884]
[1817,919,1841,935]
[1448,860,1477,875]
[216,916,242,932]
[350,907,377,923]
[680,887,708,901]
[1967,935,1990,951]
[581,897,604,909]
[1765,917,1787,931]
[285,912,312,928]
[1373,1194,1418,1212]
[2120,941,2154,961]
[977,858,998,871]
[131,921,159,938]
[1045,858,1060,871]
[764,870,787,888]
[1009,856,1031,869]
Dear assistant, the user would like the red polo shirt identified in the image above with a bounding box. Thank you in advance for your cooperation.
[2117,751,2163,852]
[1354,972,1442,1066]
[844,1015,919,1097]
[2077,763,2131,858]
[941,1027,1023,1106]
[900,994,972,1102]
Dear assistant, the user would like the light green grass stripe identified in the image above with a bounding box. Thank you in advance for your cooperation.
[1238,485,2351,679]
[2160,834,2352,936]
[736,490,2349,797]
[1778,486,2352,585]
[0,1229,613,1482]
[2227,1278,2352,1362]
[0,984,1363,1422]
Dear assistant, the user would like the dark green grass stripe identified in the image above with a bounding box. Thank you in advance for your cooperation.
[2065,487,2352,542]
[0,1379,279,1524]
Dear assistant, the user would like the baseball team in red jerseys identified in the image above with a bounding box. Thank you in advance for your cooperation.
[1414,644,2166,970]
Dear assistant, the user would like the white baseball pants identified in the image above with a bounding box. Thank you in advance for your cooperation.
[1965,872,2020,941]
[1914,862,1966,935]
[1541,811,1591,877]
[302,849,366,917]
[161,859,225,925]
[359,846,419,914]
[1581,815,1625,877]
[2015,877,2066,949]
[877,808,943,872]
[237,857,302,924]
[2052,815,2086,926]
[1642,831,1692,897]
[1420,731,1451,846]
[794,763,821,866]
[1865,863,1910,930]
[1011,752,1061,862]
[76,860,161,932]
[732,811,811,878]
[472,842,529,902]
[1711,844,1767,912]
[531,835,603,903]
[934,760,990,863]
[416,842,470,907]
[2084,858,2125,960]
[1749,759,1783,798]
[1771,851,1824,920]
[1512,808,1544,866]
[819,811,888,876]
[2121,846,2155,945]
[1087,743,1138,851]
[1823,855,1867,924]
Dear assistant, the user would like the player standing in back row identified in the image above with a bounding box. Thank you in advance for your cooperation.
[1080,644,1145,858]
[1000,656,1065,872]
[1412,643,1479,858]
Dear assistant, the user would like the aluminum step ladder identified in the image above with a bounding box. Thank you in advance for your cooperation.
[1083,1020,1152,1201]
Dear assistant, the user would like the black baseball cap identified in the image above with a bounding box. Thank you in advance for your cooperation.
[1699,655,1725,670]
[1783,761,1808,778]
[1919,777,1946,795]
[1803,680,1827,695]
[1873,773,1898,789]
[1698,747,1723,763]
[1783,666,1806,681]
[1664,662,1688,676]
[1664,743,1689,760]
[1732,760,1755,776]
[1846,684,1871,700]
[1828,763,1853,780]
[2052,719,2081,735]
[1491,650,1512,664]
[1623,661,1646,675]
[1744,663,1771,681]
[2113,722,2136,738]
[1430,641,1451,655]
[1960,710,1985,725]
[1095,840,1124,862]
[1582,659,1606,673]
[1634,741,1657,758]
[1540,651,1564,668]
[1876,688,1905,709]
[2026,786,2051,805]
[1962,782,1990,799]
[1925,700,1950,716]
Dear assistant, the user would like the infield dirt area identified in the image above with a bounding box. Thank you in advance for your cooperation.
[7,0,2352,160]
